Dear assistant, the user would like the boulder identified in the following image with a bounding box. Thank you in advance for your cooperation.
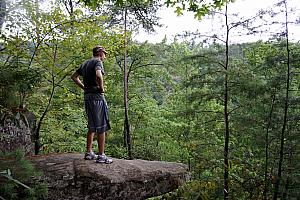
[0,110,35,155]
[30,153,189,200]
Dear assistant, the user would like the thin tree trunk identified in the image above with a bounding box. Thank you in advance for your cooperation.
[123,121,127,147]
[223,3,230,200]
[123,7,132,159]
[282,149,292,200]
[63,0,74,17]
[68,0,74,15]
[34,44,59,155]
[34,77,55,155]
[273,1,290,199]
[184,64,191,166]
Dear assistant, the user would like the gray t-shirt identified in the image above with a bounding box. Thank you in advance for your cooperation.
[76,58,104,94]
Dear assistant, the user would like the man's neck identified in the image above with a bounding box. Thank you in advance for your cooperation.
[93,56,102,61]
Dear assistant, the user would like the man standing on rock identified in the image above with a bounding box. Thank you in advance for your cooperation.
[71,45,112,164]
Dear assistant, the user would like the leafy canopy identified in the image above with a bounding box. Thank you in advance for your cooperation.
[79,0,231,19]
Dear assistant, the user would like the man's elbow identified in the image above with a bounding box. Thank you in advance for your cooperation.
[71,73,77,82]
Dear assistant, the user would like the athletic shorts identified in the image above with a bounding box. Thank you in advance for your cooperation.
[84,93,111,133]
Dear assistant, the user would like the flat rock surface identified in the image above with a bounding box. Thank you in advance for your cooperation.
[29,153,188,200]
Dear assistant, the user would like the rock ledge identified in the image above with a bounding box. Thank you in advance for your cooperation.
[30,153,188,200]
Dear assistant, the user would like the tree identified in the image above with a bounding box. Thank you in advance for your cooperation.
[273,1,292,199]
[171,1,283,198]
[1,0,124,154]
[80,0,230,20]
[165,0,230,19]
[181,3,243,199]
[0,0,43,112]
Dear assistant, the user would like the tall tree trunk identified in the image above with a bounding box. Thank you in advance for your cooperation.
[273,1,290,199]
[223,3,230,200]
[184,64,191,167]
[123,7,132,159]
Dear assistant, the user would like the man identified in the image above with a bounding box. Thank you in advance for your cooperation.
[71,45,112,164]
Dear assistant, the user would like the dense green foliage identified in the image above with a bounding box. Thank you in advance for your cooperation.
[79,0,230,20]
[1,0,299,199]
[0,150,48,200]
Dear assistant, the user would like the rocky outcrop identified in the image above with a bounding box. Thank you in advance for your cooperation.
[0,110,35,155]
[30,153,189,200]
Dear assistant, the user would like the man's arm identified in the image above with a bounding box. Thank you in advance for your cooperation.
[95,69,105,93]
[71,72,84,90]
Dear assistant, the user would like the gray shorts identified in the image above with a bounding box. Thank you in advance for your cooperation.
[84,93,111,133]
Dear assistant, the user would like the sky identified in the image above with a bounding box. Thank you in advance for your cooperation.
[134,0,300,44]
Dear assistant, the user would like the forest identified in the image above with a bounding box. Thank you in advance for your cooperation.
[0,0,299,199]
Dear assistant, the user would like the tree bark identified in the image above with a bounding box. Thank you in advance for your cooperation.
[34,82,55,155]
[223,3,230,200]
[273,1,290,199]
[63,0,74,17]
[123,6,132,159]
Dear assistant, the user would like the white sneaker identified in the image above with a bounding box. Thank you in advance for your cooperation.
[96,154,113,164]
[84,152,98,160]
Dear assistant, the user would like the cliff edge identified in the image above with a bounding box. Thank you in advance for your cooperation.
[30,153,188,200]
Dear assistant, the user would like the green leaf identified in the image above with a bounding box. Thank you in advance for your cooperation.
[115,0,124,6]
[175,6,183,16]
[165,0,172,7]
[188,3,198,12]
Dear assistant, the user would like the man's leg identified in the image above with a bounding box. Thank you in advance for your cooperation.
[86,129,94,153]
[84,130,98,160]
[96,132,112,164]
[97,132,105,155]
